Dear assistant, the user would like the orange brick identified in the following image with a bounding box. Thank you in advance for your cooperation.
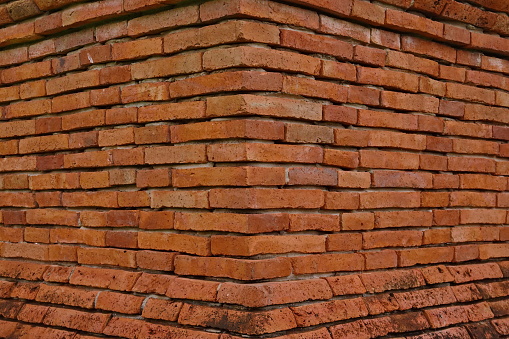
[164,20,279,54]
[131,52,202,80]
[206,94,323,120]
[95,291,144,314]
[203,46,321,75]
[358,66,419,92]
[174,212,288,234]
[174,255,292,280]
[127,5,199,36]
[291,253,364,274]
[212,234,326,256]
[171,119,284,143]
[209,188,324,209]
[112,37,162,61]
[121,82,169,103]
[385,8,443,38]
[281,28,354,60]
[327,233,362,251]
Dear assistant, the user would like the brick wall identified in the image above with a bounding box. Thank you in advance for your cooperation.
[0,0,508,337]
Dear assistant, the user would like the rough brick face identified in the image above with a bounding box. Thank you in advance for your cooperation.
[0,0,507,337]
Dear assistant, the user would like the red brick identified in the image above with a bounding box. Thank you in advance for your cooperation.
[213,234,325,256]
[118,191,149,207]
[166,276,219,302]
[142,298,182,321]
[351,0,385,25]
[90,87,120,106]
[286,123,334,144]
[200,0,320,30]
[136,251,176,271]
[323,106,357,125]
[479,243,509,260]
[165,20,279,54]
[386,50,439,77]
[78,247,136,268]
[372,170,432,188]
[217,279,332,307]
[358,109,418,130]
[172,119,283,143]
[102,316,145,338]
[96,291,144,314]
[61,0,122,27]
[421,192,450,208]
[357,66,419,92]
[399,247,454,267]
[360,191,420,209]
[420,77,446,97]
[26,209,78,226]
[371,28,400,49]
[42,307,110,333]
[402,36,456,63]
[382,91,439,113]
[321,60,357,81]
[139,232,209,256]
[131,52,202,81]
[5,98,51,119]
[375,211,432,228]
[324,192,360,210]
[323,149,359,168]
[3,174,29,189]
[62,191,118,208]
[448,156,496,173]
[425,306,469,328]
[0,156,37,172]
[281,28,353,60]
[121,82,169,103]
[36,284,97,309]
[291,253,364,274]
[291,298,368,327]
[174,255,292,280]
[127,5,199,36]
[320,14,369,41]
[450,191,496,207]
[284,75,347,103]
[0,46,27,67]
[24,227,50,243]
[175,212,287,234]
[360,150,420,170]
[329,320,371,339]
[327,232,363,252]
[433,210,460,226]
[287,167,337,186]
[179,303,296,335]
[210,188,324,209]
[360,270,425,293]
[111,148,143,166]
[348,85,380,106]
[206,94,322,120]
[100,66,131,86]
[385,8,443,38]
[493,318,509,335]
[150,190,208,209]
[52,92,90,113]
[175,69,280,96]
[54,28,94,53]
[112,37,162,61]
[342,212,374,230]
[203,46,321,75]
[423,228,451,245]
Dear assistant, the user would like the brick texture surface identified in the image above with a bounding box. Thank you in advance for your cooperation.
[0,0,507,337]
